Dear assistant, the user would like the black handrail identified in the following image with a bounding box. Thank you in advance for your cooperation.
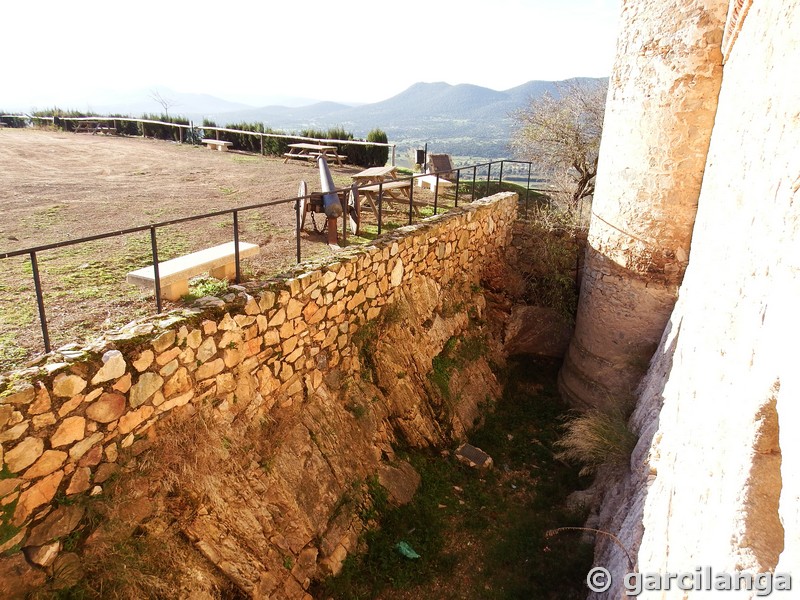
[2,159,547,357]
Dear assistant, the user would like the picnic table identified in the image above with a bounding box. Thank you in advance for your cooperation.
[352,166,419,218]
[73,120,116,135]
[283,143,346,166]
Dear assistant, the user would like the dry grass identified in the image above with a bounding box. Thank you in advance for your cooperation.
[555,405,638,475]
[0,129,469,371]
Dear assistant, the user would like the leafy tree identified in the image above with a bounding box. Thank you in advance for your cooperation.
[511,79,608,211]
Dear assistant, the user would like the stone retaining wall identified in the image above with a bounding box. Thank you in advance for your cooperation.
[0,192,517,593]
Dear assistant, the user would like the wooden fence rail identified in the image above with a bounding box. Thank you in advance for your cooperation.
[0,114,398,165]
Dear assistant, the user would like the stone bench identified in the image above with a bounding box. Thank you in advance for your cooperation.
[202,139,233,152]
[416,174,455,194]
[126,241,260,300]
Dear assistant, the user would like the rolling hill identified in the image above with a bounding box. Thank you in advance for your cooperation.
[197,77,605,161]
[68,78,605,163]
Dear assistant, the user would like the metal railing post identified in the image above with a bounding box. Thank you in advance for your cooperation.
[486,163,492,197]
[498,161,504,191]
[341,193,348,245]
[408,178,414,225]
[233,210,241,283]
[150,227,163,313]
[295,197,302,263]
[433,173,440,215]
[471,166,477,200]
[377,183,384,236]
[526,162,532,217]
[30,251,51,354]
[454,169,461,207]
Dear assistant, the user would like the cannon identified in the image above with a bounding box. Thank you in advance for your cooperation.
[297,157,360,246]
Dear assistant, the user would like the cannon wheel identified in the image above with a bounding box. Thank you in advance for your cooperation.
[298,180,308,230]
[348,185,360,235]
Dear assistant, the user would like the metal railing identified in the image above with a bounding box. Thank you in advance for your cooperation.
[0,159,549,356]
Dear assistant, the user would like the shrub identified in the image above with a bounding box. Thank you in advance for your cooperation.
[365,128,389,167]
[139,113,189,142]
[34,108,98,132]
[109,114,139,136]
[0,113,28,128]
[300,126,386,167]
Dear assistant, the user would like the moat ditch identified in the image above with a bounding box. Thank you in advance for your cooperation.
[313,355,593,600]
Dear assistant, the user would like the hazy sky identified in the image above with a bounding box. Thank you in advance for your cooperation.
[3,0,620,110]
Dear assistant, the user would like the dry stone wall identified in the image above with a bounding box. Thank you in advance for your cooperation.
[0,192,517,597]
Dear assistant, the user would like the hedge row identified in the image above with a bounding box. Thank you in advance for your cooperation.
[2,109,391,167]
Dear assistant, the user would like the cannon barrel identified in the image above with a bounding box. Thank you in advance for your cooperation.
[317,157,343,218]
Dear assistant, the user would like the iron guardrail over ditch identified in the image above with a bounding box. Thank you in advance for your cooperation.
[0,158,549,357]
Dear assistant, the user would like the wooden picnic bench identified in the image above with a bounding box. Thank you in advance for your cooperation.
[283,143,346,166]
[201,139,233,152]
[126,241,260,300]
[74,120,117,135]
[351,166,422,218]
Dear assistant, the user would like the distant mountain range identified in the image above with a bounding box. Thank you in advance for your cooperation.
[35,79,607,162]
[192,78,605,161]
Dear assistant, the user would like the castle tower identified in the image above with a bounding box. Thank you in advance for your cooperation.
[558,0,729,409]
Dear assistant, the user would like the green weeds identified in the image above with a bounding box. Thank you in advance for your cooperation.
[316,357,593,599]
[428,335,486,401]
[180,277,229,302]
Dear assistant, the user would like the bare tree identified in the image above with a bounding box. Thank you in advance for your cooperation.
[149,89,179,118]
[511,79,608,211]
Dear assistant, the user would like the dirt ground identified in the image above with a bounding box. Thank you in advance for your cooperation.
[0,128,451,370]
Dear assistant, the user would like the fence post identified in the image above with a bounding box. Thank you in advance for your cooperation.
[486,163,492,197]
[30,251,51,354]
